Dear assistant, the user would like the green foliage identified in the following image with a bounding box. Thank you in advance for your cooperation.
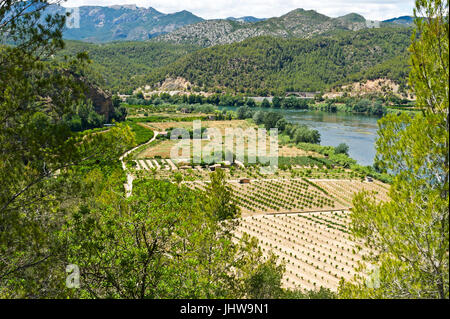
[261,98,271,108]
[283,287,337,299]
[344,53,412,89]
[334,143,350,155]
[63,100,106,131]
[1,2,73,296]
[329,153,356,168]
[272,96,282,108]
[293,125,321,144]
[236,105,254,120]
[244,254,284,298]
[0,1,137,297]
[145,28,412,94]
[275,118,288,131]
[252,110,266,125]
[63,175,283,298]
[58,41,200,93]
[409,1,449,115]
[280,97,310,109]
[313,96,389,115]
[283,123,321,144]
[231,107,323,145]
[350,99,387,116]
[125,113,208,124]
[125,122,155,145]
[340,0,449,299]
[205,168,240,221]
[263,112,284,130]
[277,156,331,168]
[113,104,128,122]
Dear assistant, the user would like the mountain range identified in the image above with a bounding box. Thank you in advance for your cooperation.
[42,4,413,44]
[145,27,412,95]
[59,26,412,95]
[226,16,267,23]
[383,16,415,25]
[155,10,371,47]
[46,4,203,42]
[155,10,416,47]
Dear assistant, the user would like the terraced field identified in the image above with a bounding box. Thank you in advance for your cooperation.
[235,212,372,291]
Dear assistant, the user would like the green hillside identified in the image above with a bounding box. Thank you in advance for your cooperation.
[146,27,412,95]
[58,41,200,93]
[57,27,412,95]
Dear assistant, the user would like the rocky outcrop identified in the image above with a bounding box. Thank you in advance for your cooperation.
[85,84,114,121]
[42,67,116,121]
[71,71,115,120]
[159,77,192,91]
[155,9,372,47]
[324,78,415,100]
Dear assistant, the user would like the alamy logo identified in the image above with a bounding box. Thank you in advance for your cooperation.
[366,20,380,28]
[66,264,80,288]
[365,265,380,289]
[170,120,279,174]
[65,8,80,29]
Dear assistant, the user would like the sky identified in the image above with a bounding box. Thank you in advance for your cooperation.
[60,0,415,21]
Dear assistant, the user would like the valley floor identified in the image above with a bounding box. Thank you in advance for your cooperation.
[123,113,389,292]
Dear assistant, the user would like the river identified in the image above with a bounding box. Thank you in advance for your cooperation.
[218,107,381,166]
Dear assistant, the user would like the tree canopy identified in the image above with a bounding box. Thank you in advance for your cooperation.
[339,0,449,299]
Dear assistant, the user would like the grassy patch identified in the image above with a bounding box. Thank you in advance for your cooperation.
[125,121,155,145]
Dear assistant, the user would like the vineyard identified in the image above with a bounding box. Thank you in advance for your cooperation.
[186,178,389,215]
[231,179,338,213]
[235,212,372,290]
[126,119,391,293]
[314,179,389,207]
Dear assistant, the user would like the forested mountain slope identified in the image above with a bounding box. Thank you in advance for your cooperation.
[146,28,412,95]
[58,41,200,93]
[38,4,412,46]
[56,27,412,95]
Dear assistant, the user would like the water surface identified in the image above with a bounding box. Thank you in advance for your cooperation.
[218,107,381,166]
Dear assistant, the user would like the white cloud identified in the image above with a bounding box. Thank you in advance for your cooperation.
[60,0,415,21]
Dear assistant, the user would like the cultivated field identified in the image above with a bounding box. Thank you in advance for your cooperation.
[137,139,179,158]
[185,178,389,216]
[126,119,391,292]
[142,119,253,132]
[314,179,389,206]
[136,139,316,159]
[135,120,321,160]
[235,212,372,290]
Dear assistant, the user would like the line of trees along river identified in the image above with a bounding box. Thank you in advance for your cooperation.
[218,106,380,166]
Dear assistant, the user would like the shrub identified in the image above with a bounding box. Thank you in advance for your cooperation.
[334,143,350,156]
